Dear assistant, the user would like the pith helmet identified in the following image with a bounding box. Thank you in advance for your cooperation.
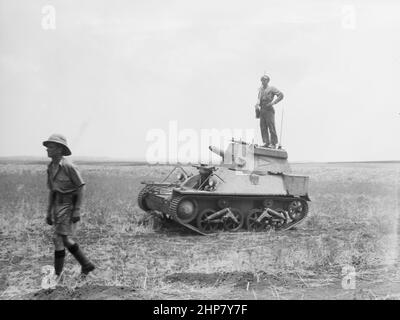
[42,133,72,156]
[260,75,270,81]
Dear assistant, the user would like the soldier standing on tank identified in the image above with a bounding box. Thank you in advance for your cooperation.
[43,134,95,281]
[255,75,284,148]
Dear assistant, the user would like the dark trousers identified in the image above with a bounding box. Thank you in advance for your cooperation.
[259,107,278,145]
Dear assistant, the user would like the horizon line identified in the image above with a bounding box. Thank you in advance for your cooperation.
[0,155,399,165]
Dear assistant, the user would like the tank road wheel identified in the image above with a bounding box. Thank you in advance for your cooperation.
[176,198,199,223]
[288,200,308,221]
[246,209,271,232]
[137,186,151,211]
[223,208,244,232]
[196,209,222,234]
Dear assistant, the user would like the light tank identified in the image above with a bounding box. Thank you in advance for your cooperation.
[138,140,310,235]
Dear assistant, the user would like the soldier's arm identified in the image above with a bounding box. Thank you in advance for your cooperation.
[64,161,86,220]
[47,191,55,216]
[72,185,85,218]
[271,88,284,105]
[255,88,262,108]
[45,191,55,225]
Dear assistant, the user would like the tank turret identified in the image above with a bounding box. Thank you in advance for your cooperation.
[209,139,291,174]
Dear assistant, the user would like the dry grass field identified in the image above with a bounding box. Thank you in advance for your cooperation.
[0,161,400,300]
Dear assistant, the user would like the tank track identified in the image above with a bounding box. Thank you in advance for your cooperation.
[168,195,209,236]
[164,193,309,236]
[137,186,152,211]
[278,201,309,231]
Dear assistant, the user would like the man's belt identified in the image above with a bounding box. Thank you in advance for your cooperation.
[54,192,75,204]
[260,102,274,110]
[260,99,272,107]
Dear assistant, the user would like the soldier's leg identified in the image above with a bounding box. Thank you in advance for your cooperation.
[266,110,278,146]
[259,112,270,145]
[62,236,95,275]
[61,235,75,248]
[52,234,65,276]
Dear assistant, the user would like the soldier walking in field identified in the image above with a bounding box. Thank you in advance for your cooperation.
[255,75,284,148]
[43,134,95,281]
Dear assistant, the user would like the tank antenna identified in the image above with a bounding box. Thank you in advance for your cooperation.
[278,105,284,149]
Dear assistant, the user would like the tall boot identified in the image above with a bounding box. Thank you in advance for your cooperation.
[67,243,95,275]
[54,249,65,276]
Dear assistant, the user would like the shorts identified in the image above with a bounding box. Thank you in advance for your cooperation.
[52,193,75,236]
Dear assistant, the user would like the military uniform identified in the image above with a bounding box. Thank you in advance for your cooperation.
[43,133,95,278]
[193,165,214,190]
[258,85,283,147]
[47,157,85,236]
[194,173,211,190]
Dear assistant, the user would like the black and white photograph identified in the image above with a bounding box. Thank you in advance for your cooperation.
[0,0,400,304]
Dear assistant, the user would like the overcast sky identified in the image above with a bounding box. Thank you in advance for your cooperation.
[1,0,400,162]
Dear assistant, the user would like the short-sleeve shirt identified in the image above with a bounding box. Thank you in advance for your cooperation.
[47,157,85,194]
[258,85,282,104]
